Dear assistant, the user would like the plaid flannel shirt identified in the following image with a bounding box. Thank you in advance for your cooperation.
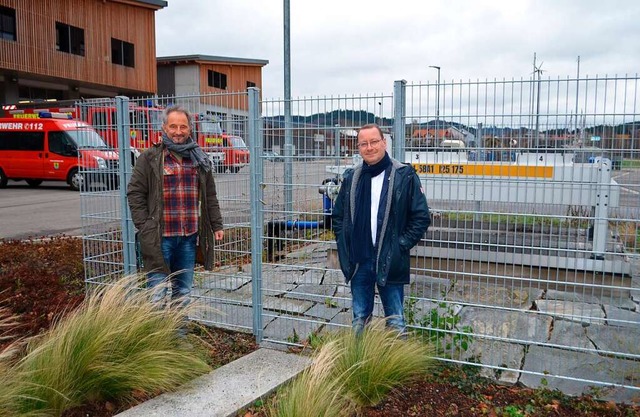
[162,150,199,237]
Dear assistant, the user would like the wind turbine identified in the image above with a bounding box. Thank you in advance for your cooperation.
[532,55,545,148]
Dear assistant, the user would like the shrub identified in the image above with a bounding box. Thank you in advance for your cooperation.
[332,320,436,407]
[271,321,436,416]
[0,275,211,417]
[268,340,355,417]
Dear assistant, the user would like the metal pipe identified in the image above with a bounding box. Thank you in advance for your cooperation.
[393,80,406,160]
[283,0,293,218]
[429,65,441,140]
[248,87,264,342]
[115,96,136,275]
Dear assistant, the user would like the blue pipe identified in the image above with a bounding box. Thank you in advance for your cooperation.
[266,180,336,260]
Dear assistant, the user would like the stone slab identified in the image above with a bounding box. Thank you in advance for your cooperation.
[323,269,345,285]
[450,282,542,309]
[535,300,606,325]
[461,339,524,385]
[459,307,552,343]
[548,320,594,350]
[409,275,452,299]
[545,289,601,304]
[284,284,338,303]
[263,315,324,342]
[199,275,251,291]
[303,303,342,321]
[604,305,640,328]
[196,288,253,304]
[262,296,314,315]
[521,345,640,404]
[330,311,352,327]
[115,349,310,417]
[193,305,274,332]
[299,268,325,284]
[587,323,640,356]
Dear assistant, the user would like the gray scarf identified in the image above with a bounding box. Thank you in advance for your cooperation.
[162,133,212,172]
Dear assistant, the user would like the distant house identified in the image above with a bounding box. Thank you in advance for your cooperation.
[411,127,474,147]
[0,0,167,104]
[156,54,269,136]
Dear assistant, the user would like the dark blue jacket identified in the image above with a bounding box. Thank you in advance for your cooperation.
[332,157,430,286]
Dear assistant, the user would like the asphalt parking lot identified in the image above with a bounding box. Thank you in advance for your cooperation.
[0,181,83,240]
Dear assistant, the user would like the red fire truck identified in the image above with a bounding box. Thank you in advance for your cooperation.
[2,103,250,172]
[0,111,120,190]
[193,114,250,173]
[3,103,163,163]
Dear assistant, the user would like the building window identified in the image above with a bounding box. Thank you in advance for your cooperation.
[18,85,64,102]
[246,81,256,89]
[0,6,17,41]
[208,70,227,90]
[111,38,135,68]
[55,22,84,56]
[231,114,247,137]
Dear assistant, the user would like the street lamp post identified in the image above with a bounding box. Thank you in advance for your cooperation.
[378,101,382,127]
[429,65,441,142]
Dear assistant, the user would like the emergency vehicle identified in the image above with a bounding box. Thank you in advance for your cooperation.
[3,103,250,172]
[193,114,249,173]
[0,112,119,190]
[4,103,164,164]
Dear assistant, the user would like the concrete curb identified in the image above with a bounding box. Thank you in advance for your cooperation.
[115,348,311,417]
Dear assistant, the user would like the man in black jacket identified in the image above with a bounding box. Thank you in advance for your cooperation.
[332,124,430,333]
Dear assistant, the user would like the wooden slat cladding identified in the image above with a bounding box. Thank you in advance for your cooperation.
[0,0,161,94]
[199,63,263,111]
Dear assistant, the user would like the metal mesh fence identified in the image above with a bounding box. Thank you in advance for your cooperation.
[402,76,639,397]
[80,75,640,398]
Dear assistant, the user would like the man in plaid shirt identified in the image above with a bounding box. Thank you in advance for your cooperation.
[128,105,224,309]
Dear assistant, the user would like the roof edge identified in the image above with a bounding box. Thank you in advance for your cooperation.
[157,54,269,66]
[110,0,167,10]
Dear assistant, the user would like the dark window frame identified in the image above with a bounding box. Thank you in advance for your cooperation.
[0,6,17,41]
[208,70,228,90]
[111,37,135,68]
[246,81,256,89]
[55,21,85,56]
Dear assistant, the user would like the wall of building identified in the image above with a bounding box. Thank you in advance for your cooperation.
[174,65,201,96]
[198,63,263,111]
[0,0,161,102]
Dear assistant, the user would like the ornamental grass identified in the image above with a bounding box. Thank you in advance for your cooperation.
[270,319,436,417]
[0,275,211,417]
[269,340,356,417]
[333,319,436,407]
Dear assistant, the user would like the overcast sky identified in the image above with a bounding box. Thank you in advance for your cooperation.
[155,0,640,100]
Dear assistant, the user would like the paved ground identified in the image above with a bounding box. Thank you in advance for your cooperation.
[189,242,640,404]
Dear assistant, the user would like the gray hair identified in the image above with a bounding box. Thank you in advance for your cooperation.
[162,105,193,127]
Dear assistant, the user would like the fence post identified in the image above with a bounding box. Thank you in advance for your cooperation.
[248,87,264,342]
[115,96,136,275]
[393,80,407,161]
[591,158,612,260]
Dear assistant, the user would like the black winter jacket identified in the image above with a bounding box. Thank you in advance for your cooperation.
[332,157,430,286]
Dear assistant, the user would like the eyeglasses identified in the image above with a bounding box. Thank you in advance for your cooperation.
[356,139,383,149]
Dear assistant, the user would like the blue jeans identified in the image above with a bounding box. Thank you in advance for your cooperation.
[147,233,197,306]
[350,259,405,333]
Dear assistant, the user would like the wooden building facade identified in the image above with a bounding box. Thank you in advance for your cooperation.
[156,54,269,137]
[0,0,166,105]
[157,54,269,111]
